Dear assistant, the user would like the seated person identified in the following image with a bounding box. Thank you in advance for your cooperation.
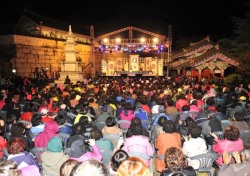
[182,124,208,170]
[211,125,244,166]
[231,111,249,131]
[69,139,102,162]
[91,128,114,151]
[122,125,154,166]
[161,147,196,176]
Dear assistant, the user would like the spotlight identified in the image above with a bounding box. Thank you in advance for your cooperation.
[12,69,16,73]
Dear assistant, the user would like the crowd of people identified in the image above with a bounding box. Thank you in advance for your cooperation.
[0,74,249,176]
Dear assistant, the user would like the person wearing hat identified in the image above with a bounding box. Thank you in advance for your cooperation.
[41,136,69,176]
[69,139,102,162]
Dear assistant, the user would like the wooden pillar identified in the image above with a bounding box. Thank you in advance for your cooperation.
[221,69,224,78]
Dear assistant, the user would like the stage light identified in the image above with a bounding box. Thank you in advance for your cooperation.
[153,37,159,43]
[12,69,16,73]
[103,38,109,43]
[115,38,121,43]
[140,38,145,43]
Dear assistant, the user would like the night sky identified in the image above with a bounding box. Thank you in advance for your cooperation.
[1,0,249,41]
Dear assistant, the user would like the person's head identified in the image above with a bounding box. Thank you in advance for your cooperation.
[117,157,150,176]
[91,128,103,140]
[163,120,176,133]
[185,117,195,127]
[0,158,22,176]
[72,123,85,135]
[155,116,166,127]
[233,111,245,121]
[110,150,129,172]
[181,105,190,112]
[10,123,26,137]
[54,115,66,126]
[224,125,240,141]
[164,147,186,172]
[7,137,25,154]
[60,159,79,176]
[188,125,202,138]
[158,105,165,113]
[47,136,63,152]
[131,117,141,126]
[70,139,87,158]
[207,110,216,119]
[105,116,117,127]
[124,102,133,110]
[167,100,175,107]
[6,114,17,124]
[31,114,42,126]
[130,124,143,136]
[70,159,109,176]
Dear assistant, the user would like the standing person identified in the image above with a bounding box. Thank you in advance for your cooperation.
[34,67,40,81]
[23,76,31,87]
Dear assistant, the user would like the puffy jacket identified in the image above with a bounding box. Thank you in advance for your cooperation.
[213,138,244,165]
[122,135,154,166]
[120,110,135,121]
[34,121,59,147]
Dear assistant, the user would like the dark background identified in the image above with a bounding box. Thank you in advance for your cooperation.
[0,0,249,41]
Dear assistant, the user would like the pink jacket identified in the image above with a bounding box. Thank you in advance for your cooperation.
[213,138,244,165]
[122,135,154,166]
[34,121,59,147]
[69,145,102,162]
[120,110,135,122]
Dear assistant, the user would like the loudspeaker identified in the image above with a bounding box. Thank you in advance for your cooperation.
[136,74,142,77]
[121,74,127,77]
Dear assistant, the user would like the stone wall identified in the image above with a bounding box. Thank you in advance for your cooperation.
[0,35,100,78]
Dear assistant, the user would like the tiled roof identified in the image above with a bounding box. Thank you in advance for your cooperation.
[21,10,90,36]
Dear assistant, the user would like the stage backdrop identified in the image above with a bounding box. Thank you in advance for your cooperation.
[129,55,139,71]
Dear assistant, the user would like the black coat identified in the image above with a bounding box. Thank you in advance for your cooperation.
[160,166,196,176]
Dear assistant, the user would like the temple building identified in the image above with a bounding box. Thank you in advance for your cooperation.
[168,37,239,80]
